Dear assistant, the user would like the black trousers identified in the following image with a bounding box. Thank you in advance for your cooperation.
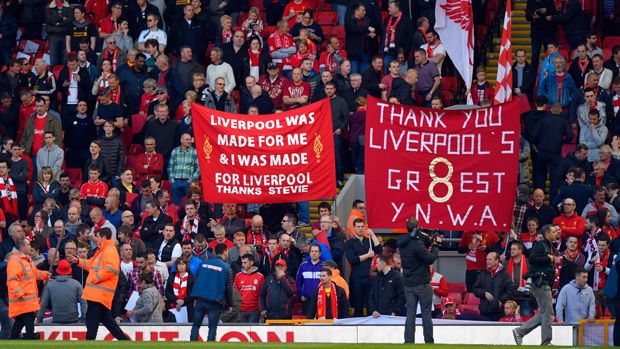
[10,312,36,339]
[85,300,130,341]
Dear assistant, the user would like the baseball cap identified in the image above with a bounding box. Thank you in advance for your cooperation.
[267,62,279,70]
[441,296,455,308]
[275,259,287,267]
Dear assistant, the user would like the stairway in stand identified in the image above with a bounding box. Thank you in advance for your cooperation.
[485,0,531,84]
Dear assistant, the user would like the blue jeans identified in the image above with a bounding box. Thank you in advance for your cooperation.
[191,299,223,341]
[332,4,347,25]
[297,201,310,224]
[334,134,344,181]
[350,54,370,74]
[404,284,434,344]
[171,180,190,205]
[0,299,11,339]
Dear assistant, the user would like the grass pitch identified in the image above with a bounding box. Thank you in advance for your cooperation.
[0,342,578,348]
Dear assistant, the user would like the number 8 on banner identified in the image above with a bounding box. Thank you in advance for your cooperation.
[428,157,454,203]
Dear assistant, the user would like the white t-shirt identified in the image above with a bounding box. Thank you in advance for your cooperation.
[420,43,446,76]
[138,29,167,47]
[120,261,134,276]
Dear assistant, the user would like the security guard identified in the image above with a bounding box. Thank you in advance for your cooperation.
[68,227,129,340]
[7,236,49,339]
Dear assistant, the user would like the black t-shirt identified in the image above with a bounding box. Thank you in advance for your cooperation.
[98,102,124,122]
[66,21,98,51]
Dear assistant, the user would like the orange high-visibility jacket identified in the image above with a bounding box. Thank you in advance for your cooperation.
[7,252,49,318]
[77,239,120,309]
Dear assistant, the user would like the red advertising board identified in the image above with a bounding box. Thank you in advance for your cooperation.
[192,100,336,203]
[364,96,520,231]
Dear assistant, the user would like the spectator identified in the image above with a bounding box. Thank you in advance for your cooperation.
[499,300,523,322]
[556,144,592,186]
[512,49,534,99]
[538,56,576,108]
[413,49,440,107]
[36,259,86,323]
[234,253,265,323]
[307,267,349,319]
[585,235,615,315]
[554,198,586,243]
[268,20,296,74]
[569,44,593,89]
[319,37,348,75]
[381,0,412,68]
[368,254,405,317]
[326,81,349,187]
[470,66,495,106]
[558,236,587,290]
[345,218,382,317]
[556,267,596,323]
[420,30,445,75]
[168,5,205,58]
[165,257,195,322]
[126,270,163,323]
[296,243,323,314]
[144,104,178,163]
[118,53,148,116]
[522,189,557,232]
[168,133,199,205]
[586,54,614,91]
[588,160,616,188]
[458,230,499,291]
[206,47,236,94]
[141,198,173,249]
[135,137,164,181]
[282,67,311,110]
[22,99,62,161]
[272,231,303,278]
[241,7,265,43]
[473,251,516,321]
[65,6,97,53]
[33,167,60,212]
[582,187,619,227]
[203,77,237,113]
[260,259,296,320]
[547,0,585,50]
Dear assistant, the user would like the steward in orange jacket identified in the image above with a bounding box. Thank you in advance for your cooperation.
[7,237,49,339]
[69,227,129,341]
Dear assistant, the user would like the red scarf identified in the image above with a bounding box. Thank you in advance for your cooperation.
[171,272,188,307]
[487,264,503,278]
[556,72,565,102]
[426,40,441,58]
[578,59,589,74]
[506,257,528,287]
[613,94,620,114]
[180,215,200,241]
[383,15,402,52]
[222,30,233,44]
[248,49,261,67]
[316,281,339,319]
[105,48,119,71]
[0,176,18,216]
[94,217,107,233]
[594,249,611,291]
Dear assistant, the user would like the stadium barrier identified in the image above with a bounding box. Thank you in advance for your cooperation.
[579,319,614,346]
[31,322,576,344]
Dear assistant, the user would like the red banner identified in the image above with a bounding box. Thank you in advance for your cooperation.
[192,100,336,203]
[364,96,520,231]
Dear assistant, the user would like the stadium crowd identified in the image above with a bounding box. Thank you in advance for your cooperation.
[1,0,620,341]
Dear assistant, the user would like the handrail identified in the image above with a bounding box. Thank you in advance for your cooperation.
[266,319,334,325]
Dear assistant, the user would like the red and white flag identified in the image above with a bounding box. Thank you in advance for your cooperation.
[494,0,513,104]
[435,0,474,104]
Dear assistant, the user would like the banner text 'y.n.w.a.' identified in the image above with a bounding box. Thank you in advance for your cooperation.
[192,100,335,203]
[364,96,520,231]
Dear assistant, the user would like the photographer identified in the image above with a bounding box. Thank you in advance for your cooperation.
[513,224,560,346]
[398,218,439,344]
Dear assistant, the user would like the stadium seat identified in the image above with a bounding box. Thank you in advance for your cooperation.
[447,282,466,295]
[128,144,145,155]
[131,113,146,134]
[65,168,82,188]
[461,304,480,316]
[248,0,263,9]
[121,127,133,151]
[53,65,63,80]
[316,11,338,26]
[561,143,576,158]
[331,26,345,41]
[263,26,277,39]
[603,36,620,49]
[125,155,139,171]
[162,180,172,192]
[448,292,462,305]
[381,11,388,23]
[321,25,332,37]
[603,47,612,60]
[463,292,480,305]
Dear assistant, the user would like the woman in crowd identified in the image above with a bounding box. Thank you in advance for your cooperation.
[165,258,195,322]
[126,270,163,323]
[33,167,60,212]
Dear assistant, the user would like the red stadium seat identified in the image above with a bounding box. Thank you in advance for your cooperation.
[381,11,388,23]
[65,168,82,188]
[447,282,466,295]
[448,292,462,305]
[162,180,172,192]
[263,26,277,39]
[238,12,249,25]
[561,144,577,158]
[331,26,345,41]
[53,65,63,80]
[128,144,145,155]
[461,304,480,315]
[131,113,146,134]
[248,0,263,9]
[604,36,620,49]
[125,155,139,171]
[463,292,480,305]
[316,11,338,26]
[121,127,133,151]
[603,47,612,60]
[320,25,332,37]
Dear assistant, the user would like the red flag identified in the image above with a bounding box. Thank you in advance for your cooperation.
[494,0,513,104]
[192,100,336,203]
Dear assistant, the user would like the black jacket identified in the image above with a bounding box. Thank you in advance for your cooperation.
[525,0,557,37]
[397,234,438,287]
[531,114,573,154]
[473,268,515,314]
[112,270,129,318]
[368,269,406,315]
[140,213,173,249]
[381,14,412,57]
[273,247,303,279]
[567,58,593,89]
[557,180,594,213]
[512,62,534,97]
[57,67,92,106]
[556,152,593,185]
[165,272,195,320]
[259,274,296,319]
[550,0,585,39]
[528,238,557,286]
[345,236,383,280]
[307,284,349,319]
[362,66,383,98]
[344,13,371,61]
[521,204,557,232]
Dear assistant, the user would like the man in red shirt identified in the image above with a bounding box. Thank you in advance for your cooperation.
[21,98,62,157]
[234,253,265,323]
[259,62,289,110]
[17,91,36,142]
[98,2,123,39]
[80,164,108,208]
[553,198,586,245]
[282,67,311,110]
[458,230,499,292]
[208,224,234,251]
[268,20,297,73]
[319,36,348,75]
